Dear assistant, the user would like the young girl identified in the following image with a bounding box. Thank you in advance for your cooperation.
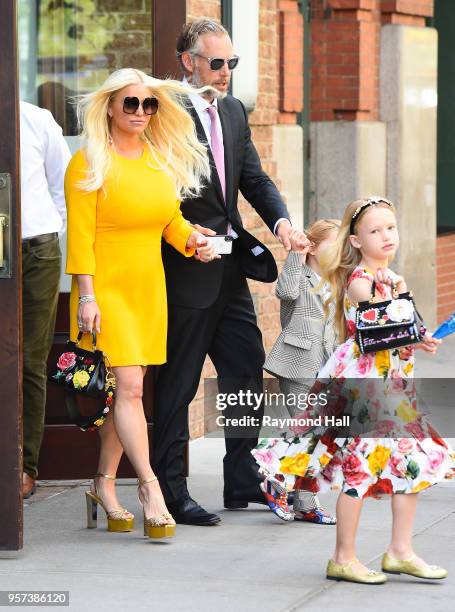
[305,197,454,584]
[253,219,340,524]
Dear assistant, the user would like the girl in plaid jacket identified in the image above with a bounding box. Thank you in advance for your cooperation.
[253,219,340,524]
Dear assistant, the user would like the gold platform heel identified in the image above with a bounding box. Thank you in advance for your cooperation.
[138,477,176,539]
[85,473,134,532]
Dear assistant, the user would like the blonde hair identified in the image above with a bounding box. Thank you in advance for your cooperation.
[319,198,397,342]
[306,218,340,249]
[76,68,211,199]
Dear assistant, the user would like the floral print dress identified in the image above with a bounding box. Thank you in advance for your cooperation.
[254,267,455,498]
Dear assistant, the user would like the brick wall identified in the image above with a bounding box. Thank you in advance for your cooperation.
[185,0,294,438]
[187,0,220,20]
[436,233,455,324]
[381,0,433,25]
[310,0,381,121]
[309,0,432,121]
[278,0,303,123]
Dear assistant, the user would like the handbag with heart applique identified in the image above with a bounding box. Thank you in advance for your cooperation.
[355,281,426,354]
[48,331,115,431]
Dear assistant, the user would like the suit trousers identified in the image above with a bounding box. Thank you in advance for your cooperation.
[22,237,61,478]
[153,251,265,504]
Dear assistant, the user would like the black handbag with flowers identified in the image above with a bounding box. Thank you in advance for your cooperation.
[355,282,426,354]
[48,331,115,431]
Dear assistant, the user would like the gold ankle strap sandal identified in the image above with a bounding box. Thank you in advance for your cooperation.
[137,477,176,539]
[85,473,134,532]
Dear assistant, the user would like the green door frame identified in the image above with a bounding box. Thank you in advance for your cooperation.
[299,0,311,226]
[430,1,455,234]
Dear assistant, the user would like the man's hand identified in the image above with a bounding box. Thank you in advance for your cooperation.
[276,219,311,252]
[186,224,221,263]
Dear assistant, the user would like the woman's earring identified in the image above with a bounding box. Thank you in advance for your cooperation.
[108,135,113,145]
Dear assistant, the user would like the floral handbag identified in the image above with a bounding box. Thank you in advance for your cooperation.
[355,282,426,354]
[48,331,115,431]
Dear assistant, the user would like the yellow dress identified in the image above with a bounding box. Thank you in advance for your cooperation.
[65,148,194,366]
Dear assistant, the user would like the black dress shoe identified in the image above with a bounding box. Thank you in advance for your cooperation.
[167,496,221,526]
[224,485,267,509]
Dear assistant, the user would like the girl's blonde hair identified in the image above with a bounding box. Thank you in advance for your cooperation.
[76,68,211,198]
[320,198,397,342]
[306,218,340,249]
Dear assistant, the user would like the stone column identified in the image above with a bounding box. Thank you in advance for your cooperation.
[309,120,386,220]
[380,25,438,327]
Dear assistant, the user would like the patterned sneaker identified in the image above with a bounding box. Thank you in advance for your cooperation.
[260,478,293,522]
[293,491,336,525]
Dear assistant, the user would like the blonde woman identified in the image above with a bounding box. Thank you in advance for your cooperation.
[65,68,217,539]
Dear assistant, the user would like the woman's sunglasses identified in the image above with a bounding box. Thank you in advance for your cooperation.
[193,53,240,71]
[122,96,159,116]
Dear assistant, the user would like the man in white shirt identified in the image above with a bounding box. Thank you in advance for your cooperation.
[20,101,71,498]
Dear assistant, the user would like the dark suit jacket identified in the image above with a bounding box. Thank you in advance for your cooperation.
[162,94,290,309]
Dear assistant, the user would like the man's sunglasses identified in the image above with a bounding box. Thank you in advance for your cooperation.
[193,53,240,71]
[122,96,159,116]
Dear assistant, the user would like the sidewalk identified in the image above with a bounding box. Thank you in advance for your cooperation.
[1,336,454,612]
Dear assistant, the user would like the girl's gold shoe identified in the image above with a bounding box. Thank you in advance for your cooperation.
[85,473,134,532]
[382,552,448,580]
[138,477,176,539]
[326,558,387,585]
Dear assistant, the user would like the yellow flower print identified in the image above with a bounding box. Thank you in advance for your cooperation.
[375,350,390,377]
[411,481,431,493]
[279,453,310,476]
[89,365,95,373]
[344,296,351,312]
[403,362,414,375]
[353,343,360,359]
[396,399,418,423]
[319,453,331,467]
[351,388,360,401]
[72,370,90,389]
[368,445,392,475]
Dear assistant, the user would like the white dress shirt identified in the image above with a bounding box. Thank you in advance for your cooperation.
[185,78,224,150]
[184,80,287,236]
[19,101,71,239]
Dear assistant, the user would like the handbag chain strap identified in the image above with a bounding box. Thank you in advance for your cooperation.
[104,353,116,393]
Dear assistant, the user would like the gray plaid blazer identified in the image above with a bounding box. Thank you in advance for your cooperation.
[264,253,337,380]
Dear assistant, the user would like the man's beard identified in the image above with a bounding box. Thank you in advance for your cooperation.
[190,66,228,100]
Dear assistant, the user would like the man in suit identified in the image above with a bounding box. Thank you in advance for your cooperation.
[153,18,309,525]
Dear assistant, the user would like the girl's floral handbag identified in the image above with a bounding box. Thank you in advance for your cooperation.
[355,282,426,354]
[48,331,115,431]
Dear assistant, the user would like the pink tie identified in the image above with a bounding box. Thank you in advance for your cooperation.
[207,105,226,201]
